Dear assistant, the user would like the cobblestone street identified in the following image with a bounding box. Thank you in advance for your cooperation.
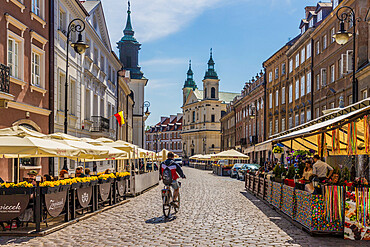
[0,167,364,246]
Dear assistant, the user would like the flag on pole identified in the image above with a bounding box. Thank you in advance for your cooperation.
[114,111,125,126]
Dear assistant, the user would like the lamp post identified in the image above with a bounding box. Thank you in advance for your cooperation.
[63,18,88,170]
[333,6,360,104]
[141,101,150,148]
[250,101,258,163]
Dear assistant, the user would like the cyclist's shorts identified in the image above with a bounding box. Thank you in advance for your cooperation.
[171,180,180,190]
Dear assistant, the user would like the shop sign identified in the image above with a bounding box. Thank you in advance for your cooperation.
[44,190,67,217]
[99,183,111,201]
[117,180,125,196]
[0,195,30,221]
[77,186,92,208]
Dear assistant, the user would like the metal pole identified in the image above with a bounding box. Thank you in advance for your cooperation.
[63,25,71,171]
[352,15,357,103]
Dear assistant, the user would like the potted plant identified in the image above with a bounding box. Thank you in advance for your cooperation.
[272,146,284,159]
[98,173,116,184]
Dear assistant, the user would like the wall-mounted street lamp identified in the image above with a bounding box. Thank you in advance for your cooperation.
[333,6,360,104]
[63,18,88,170]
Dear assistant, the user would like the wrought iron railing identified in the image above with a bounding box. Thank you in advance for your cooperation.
[0,64,10,93]
[91,116,110,132]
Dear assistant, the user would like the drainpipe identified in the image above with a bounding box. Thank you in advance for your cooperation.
[48,0,55,176]
[310,38,314,120]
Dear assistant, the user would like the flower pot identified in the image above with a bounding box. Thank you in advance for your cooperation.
[41,186,60,194]
[0,187,34,195]
[273,152,282,159]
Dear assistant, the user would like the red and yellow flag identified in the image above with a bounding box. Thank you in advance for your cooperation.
[114,111,125,126]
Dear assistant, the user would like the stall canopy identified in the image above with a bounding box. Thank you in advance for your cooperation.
[211,149,249,160]
[268,98,370,156]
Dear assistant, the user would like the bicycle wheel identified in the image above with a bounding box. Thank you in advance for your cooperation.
[162,192,171,217]
[173,193,180,213]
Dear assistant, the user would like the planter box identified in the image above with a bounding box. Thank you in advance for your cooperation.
[99,178,114,184]
[90,180,98,186]
[272,182,283,209]
[80,182,91,188]
[0,187,34,195]
[266,180,273,204]
[41,186,60,194]
[59,185,71,192]
[71,182,81,189]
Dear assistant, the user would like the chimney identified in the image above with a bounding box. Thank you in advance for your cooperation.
[305,6,316,19]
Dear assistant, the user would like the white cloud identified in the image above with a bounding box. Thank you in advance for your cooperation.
[102,0,224,47]
[141,57,185,67]
[146,79,178,89]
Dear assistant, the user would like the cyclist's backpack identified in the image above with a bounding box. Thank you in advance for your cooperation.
[162,165,173,186]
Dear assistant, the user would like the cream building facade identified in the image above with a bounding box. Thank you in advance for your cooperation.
[53,0,121,174]
[182,53,239,158]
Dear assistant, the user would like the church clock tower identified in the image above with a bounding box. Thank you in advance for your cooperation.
[203,49,219,100]
[183,60,197,106]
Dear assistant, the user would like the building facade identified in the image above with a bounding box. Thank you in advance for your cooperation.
[220,102,236,151]
[52,0,121,174]
[146,114,183,157]
[182,53,240,158]
[117,2,148,148]
[0,0,51,181]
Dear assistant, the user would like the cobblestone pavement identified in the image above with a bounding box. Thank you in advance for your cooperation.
[0,167,367,246]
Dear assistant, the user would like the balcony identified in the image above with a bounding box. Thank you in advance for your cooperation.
[91,116,110,132]
[249,136,257,145]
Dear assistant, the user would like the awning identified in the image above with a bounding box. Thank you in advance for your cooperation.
[243,146,255,154]
[255,141,272,152]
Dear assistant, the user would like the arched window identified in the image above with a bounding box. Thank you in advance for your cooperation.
[211,87,216,98]
[204,88,207,98]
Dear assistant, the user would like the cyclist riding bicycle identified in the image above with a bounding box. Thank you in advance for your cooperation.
[160,152,186,203]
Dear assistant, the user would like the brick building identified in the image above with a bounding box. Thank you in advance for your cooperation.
[146,114,183,157]
[220,102,236,151]
[0,0,51,181]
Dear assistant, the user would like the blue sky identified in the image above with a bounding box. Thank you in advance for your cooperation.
[102,0,321,126]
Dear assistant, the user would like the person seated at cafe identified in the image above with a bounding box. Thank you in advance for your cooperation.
[330,172,340,185]
[59,169,69,179]
[75,166,86,178]
[305,175,317,194]
[43,174,52,182]
[312,155,333,182]
[27,170,38,186]
[301,160,313,181]
[104,169,111,174]
[85,168,91,177]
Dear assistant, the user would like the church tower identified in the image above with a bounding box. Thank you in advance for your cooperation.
[117,1,144,79]
[203,49,219,100]
[183,60,197,106]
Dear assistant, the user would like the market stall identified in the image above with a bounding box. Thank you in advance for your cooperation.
[211,149,249,176]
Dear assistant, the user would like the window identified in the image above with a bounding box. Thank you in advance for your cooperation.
[31,52,41,86]
[347,50,353,72]
[295,80,299,99]
[211,87,216,98]
[269,72,272,82]
[307,43,311,59]
[301,48,305,64]
[330,102,335,109]
[289,59,293,73]
[69,80,76,115]
[275,90,279,106]
[300,76,305,96]
[269,93,272,108]
[93,48,98,63]
[275,67,279,79]
[100,56,105,72]
[316,108,319,118]
[282,63,286,75]
[330,64,335,83]
[108,65,112,81]
[211,115,215,122]
[300,112,305,124]
[289,116,293,129]
[275,119,279,134]
[192,111,195,122]
[289,84,293,103]
[317,11,322,22]
[301,26,306,34]
[32,0,41,16]
[306,72,311,94]
[281,118,285,131]
[316,74,320,90]
[282,87,286,104]
[59,8,66,33]
[306,109,311,121]
[269,121,272,136]
[295,114,299,126]
[316,41,320,55]
[349,95,353,105]
[322,105,327,112]
[362,90,368,99]
[331,27,335,43]
[204,88,207,98]
[323,35,327,50]
[309,18,314,28]
[8,38,19,78]
[321,69,327,86]
[58,73,66,111]
[295,54,299,68]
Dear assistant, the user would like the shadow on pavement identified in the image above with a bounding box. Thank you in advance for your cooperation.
[239,191,359,247]
[145,215,177,224]
[0,237,35,245]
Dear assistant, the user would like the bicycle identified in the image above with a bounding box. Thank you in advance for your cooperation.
[162,181,181,218]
